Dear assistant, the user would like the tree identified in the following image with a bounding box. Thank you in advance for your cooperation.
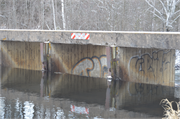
[145,0,180,68]
[145,0,180,31]
[94,0,122,31]
[61,0,66,30]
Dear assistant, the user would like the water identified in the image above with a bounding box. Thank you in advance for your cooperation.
[0,66,179,118]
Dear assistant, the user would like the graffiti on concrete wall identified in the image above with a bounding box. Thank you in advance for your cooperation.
[128,50,174,78]
[71,55,108,77]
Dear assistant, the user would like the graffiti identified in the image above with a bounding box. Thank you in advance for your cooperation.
[71,55,108,77]
[127,82,171,96]
[128,49,174,79]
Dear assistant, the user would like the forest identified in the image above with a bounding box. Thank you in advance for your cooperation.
[0,0,180,32]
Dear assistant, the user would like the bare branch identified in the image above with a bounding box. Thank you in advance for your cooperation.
[158,0,167,15]
[171,14,180,24]
[45,22,51,30]
[176,0,180,4]
[145,0,163,17]
[174,9,180,15]
[145,7,154,13]
[149,11,165,22]
[0,15,6,18]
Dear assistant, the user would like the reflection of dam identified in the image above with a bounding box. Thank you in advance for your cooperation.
[44,73,108,104]
[1,67,107,104]
[46,73,107,95]
[1,67,42,95]
[0,67,162,118]
[111,80,177,116]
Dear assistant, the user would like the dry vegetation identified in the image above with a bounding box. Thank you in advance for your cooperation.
[160,99,180,119]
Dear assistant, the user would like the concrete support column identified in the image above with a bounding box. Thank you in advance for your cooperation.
[115,47,175,86]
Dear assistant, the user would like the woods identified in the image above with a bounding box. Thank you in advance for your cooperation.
[0,0,180,31]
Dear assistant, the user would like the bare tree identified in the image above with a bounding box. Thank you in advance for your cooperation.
[61,0,66,30]
[145,0,180,31]
[52,0,56,30]
[94,0,122,31]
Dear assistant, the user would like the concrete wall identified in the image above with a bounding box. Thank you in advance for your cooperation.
[0,41,176,85]
[50,43,108,78]
[1,41,42,70]
[116,47,175,86]
[0,41,108,78]
[1,30,180,50]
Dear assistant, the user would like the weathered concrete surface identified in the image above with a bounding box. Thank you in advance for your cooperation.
[1,41,42,70]
[116,47,175,86]
[0,29,180,50]
[50,43,108,78]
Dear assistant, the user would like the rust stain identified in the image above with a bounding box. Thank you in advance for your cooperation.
[49,43,51,49]
[119,65,130,81]
[51,55,66,73]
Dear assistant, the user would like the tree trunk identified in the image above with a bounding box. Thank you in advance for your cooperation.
[61,0,66,30]
[51,0,56,30]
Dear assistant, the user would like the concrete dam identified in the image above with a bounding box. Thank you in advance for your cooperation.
[0,29,179,86]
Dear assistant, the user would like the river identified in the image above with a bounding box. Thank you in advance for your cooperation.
[0,66,179,118]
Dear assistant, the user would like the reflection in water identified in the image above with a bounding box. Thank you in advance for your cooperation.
[23,101,34,119]
[0,97,5,119]
[0,66,179,118]
[110,80,178,117]
[36,105,44,119]
[71,105,89,115]
[45,108,50,119]
[15,98,23,118]
[56,107,65,119]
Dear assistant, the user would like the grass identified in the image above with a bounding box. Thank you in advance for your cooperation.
[160,99,180,119]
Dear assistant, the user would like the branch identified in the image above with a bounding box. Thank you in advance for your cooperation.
[95,1,111,21]
[112,1,122,10]
[45,22,51,30]
[149,11,165,22]
[171,14,180,24]
[145,0,163,17]
[96,2,108,11]
[174,9,180,15]
[158,0,167,15]
[176,0,180,4]
[145,6,154,13]
[0,15,6,18]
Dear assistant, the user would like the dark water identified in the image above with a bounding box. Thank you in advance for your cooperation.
[0,66,179,118]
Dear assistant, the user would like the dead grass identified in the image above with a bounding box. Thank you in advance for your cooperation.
[160,99,180,119]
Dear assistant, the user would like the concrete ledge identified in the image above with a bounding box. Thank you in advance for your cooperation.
[0,29,180,50]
